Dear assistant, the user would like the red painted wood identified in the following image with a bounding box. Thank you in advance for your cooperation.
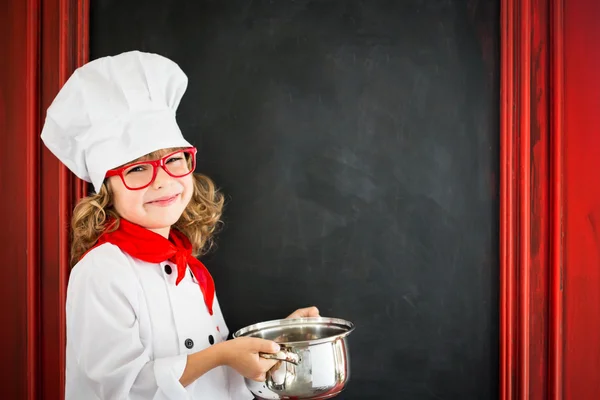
[39,1,89,398]
[26,1,42,398]
[549,0,565,398]
[40,1,66,397]
[563,0,600,399]
[518,0,532,396]
[500,0,516,396]
[0,0,88,398]
[529,0,551,397]
[500,0,563,398]
[0,1,40,399]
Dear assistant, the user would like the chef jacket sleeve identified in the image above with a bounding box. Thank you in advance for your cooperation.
[66,245,191,400]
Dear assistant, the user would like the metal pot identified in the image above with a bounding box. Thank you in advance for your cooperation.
[233,317,355,400]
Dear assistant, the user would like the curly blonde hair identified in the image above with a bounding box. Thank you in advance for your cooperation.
[70,150,224,267]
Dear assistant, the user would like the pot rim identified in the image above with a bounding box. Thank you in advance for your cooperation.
[232,316,355,346]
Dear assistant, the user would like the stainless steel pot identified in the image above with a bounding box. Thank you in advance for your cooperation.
[233,317,355,400]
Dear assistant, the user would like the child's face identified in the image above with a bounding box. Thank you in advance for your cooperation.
[107,150,194,237]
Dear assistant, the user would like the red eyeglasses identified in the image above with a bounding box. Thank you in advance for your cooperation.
[105,147,197,190]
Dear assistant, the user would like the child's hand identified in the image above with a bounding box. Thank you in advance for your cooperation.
[220,337,280,382]
[285,306,320,319]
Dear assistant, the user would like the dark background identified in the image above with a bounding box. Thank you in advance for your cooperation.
[91,0,499,398]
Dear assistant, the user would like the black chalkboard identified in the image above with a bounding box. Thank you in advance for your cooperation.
[91,1,499,398]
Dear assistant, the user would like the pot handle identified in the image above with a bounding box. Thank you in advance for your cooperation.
[259,349,300,365]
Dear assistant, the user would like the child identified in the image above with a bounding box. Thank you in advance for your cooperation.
[41,50,319,399]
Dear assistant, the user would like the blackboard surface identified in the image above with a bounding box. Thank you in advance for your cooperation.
[91,1,499,398]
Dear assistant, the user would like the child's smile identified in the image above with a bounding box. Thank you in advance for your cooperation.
[145,192,182,207]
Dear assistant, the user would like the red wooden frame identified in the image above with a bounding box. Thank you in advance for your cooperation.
[1,1,42,398]
[39,1,89,397]
[562,1,600,398]
[3,0,578,398]
[549,0,564,397]
[1,0,88,398]
[500,0,564,399]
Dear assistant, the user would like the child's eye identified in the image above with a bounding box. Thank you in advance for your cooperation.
[125,165,147,175]
[166,156,184,164]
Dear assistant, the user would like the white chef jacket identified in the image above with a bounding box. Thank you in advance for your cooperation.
[65,242,254,400]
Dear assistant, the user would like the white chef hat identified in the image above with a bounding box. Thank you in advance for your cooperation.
[40,50,193,193]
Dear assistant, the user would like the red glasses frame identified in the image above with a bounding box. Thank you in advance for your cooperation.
[105,147,197,190]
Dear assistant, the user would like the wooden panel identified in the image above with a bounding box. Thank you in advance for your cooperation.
[549,0,565,398]
[0,0,88,398]
[39,0,89,398]
[563,0,600,398]
[500,0,564,398]
[0,0,40,398]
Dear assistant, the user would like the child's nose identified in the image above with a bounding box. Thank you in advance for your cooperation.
[151,165,171,189]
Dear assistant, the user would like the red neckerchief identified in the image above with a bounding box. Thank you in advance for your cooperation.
[87,218,215,315]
